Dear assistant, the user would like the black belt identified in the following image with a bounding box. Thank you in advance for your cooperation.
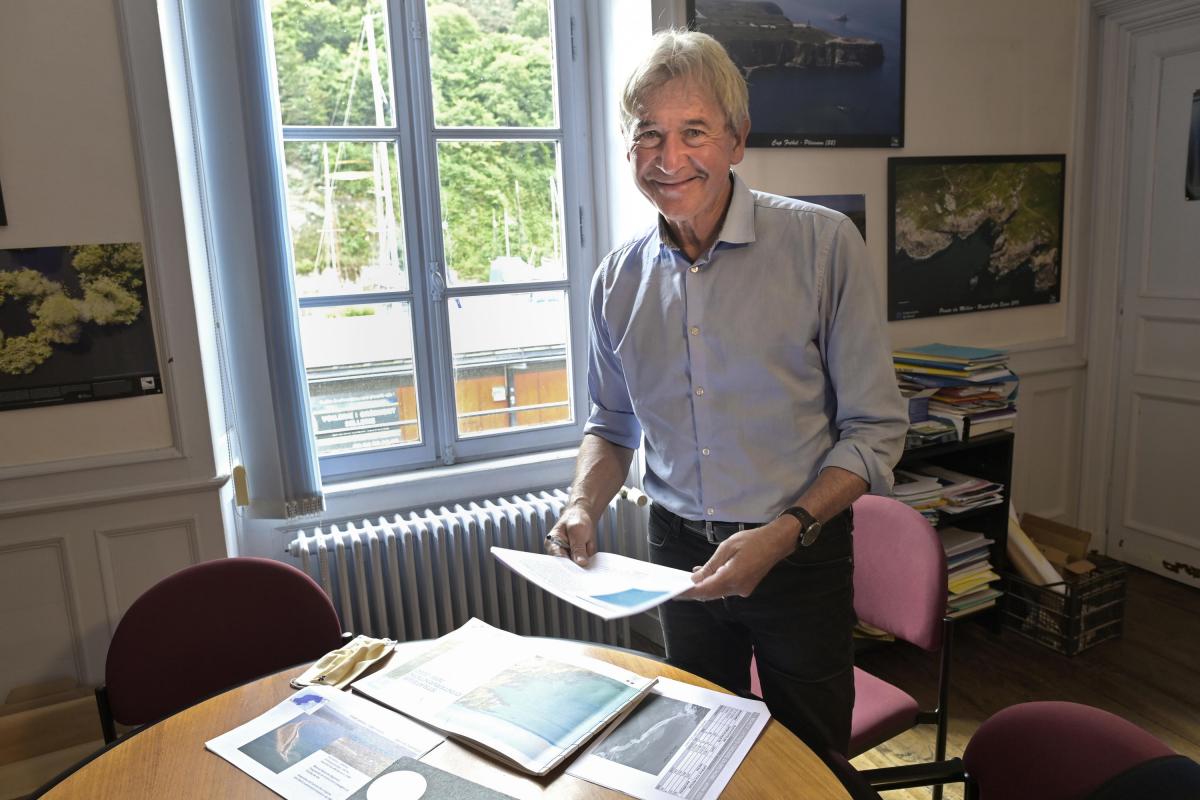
[655,505,851,545]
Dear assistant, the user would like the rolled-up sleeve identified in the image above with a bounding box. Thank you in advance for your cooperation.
[817,219,908,495]
[583,260,642,451]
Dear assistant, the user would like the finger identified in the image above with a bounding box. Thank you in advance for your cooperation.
[544,526,571,556]
[566,527,592,566]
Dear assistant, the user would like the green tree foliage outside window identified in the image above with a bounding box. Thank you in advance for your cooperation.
[270,0,562,288]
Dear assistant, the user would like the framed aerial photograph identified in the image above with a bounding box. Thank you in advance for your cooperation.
[1187,89,1199,201]
[689,0,906,148]
[887,155,1066,321]
[792,193,866,240]
[0,241,163,411]
[0,177,6,226]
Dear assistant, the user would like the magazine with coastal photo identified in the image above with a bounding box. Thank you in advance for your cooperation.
[205,686,444,800]
[568,677,770,800]
[351,617,657,776]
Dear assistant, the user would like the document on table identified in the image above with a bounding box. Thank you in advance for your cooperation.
[567,677,770,800]
[490,547,696,620]
[205,685,444,800]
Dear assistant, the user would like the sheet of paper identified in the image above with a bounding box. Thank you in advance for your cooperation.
[205,685,444,800]
[567,677,770,800]
[491,547,695,620]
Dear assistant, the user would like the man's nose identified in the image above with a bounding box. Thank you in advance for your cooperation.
[657,132,688,173]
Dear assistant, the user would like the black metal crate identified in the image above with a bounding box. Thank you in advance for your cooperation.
[1000,555,1128,656]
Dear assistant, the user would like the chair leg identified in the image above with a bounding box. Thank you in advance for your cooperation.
[95,685,117,745]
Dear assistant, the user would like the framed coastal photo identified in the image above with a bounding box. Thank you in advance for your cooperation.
[689,0,906,148]
[0,241,163,411]
[887,154,1066,321]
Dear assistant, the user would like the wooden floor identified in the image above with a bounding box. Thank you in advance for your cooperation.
[850,566,1200,799]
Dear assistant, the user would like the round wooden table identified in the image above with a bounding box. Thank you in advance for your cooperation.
[40,640,851,799]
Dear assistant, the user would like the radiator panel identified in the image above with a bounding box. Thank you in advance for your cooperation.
[288,489,639,648]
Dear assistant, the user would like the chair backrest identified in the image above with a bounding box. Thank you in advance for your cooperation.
[851,494,947,651]
[104,556,343,726]
[964,701,1188,800]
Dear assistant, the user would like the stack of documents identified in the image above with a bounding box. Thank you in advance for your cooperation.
[905,463,1006,517]
[891,468,946,525]
[941,526,1003,618]
[893,343,1019,442]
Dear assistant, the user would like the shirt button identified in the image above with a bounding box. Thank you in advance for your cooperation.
[694,387,704,396]
[689,326,700,336]
[702,448,711,456]
[706,507,715,516]
[689,266,700,273]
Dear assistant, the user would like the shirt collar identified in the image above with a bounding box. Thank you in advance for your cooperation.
[654,171,757,255]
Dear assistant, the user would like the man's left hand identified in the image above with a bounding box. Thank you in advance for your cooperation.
[680,517,799,600]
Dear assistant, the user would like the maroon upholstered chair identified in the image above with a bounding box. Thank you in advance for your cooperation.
[95,557,344,743]
[750,494,955,795]
[849,700,1200,799]
[962,701,1199,799]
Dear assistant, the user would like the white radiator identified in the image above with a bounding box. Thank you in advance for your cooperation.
[286,488,648,648]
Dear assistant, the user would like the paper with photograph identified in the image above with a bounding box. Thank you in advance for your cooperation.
[491,546,695,620]
[351,617,657,776]
[567,677,770,800]
[205,685,444,800]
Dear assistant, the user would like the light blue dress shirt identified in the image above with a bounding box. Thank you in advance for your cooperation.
[584,173,907,523]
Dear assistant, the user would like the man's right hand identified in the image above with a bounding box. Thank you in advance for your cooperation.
[545,503,597,566]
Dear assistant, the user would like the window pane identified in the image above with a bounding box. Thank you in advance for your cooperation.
[284,140,408,296]
[425,0,556,129]
[449,291,572,437]
[438,140,565,286]
[300,303,420,456]
[269,0,395,127]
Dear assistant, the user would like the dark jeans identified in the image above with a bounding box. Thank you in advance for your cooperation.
[648,502,856,756]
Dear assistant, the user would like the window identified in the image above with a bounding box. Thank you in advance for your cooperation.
[263,0,591,479]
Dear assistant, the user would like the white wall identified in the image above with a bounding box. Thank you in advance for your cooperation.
[0,0,231,704]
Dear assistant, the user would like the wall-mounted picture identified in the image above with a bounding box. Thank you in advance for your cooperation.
[1187,89,1199,201]
[690,0,905,148]
[0,178,6,226]
[0,241,163,411]
[792,193,866,240]
[888,155,1066,321]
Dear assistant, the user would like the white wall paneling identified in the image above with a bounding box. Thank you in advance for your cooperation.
[1007,366,1087,525]
[95,520,200,629]
[0,539,85,702]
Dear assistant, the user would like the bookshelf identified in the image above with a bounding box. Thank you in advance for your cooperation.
[898,431,1014,620]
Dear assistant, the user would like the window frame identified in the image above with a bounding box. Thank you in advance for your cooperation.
[265,0,597,481]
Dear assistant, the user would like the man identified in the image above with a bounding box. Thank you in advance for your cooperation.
[546,29,907,757]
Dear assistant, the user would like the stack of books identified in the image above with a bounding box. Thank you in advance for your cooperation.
[940,526,1004,619]
[893,343,1019,442]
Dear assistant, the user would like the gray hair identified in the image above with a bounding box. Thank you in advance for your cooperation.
[620,29,749,139]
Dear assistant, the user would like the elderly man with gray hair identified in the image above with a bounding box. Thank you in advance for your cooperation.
[547,29,906,758]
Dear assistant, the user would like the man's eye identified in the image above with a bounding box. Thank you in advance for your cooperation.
[684,129,704,139]
[633,131,661,146]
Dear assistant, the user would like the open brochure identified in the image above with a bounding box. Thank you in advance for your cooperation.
[351,618,657,776]
[567,677,770,800]
[491,546,695,620]
[205,685,444,800]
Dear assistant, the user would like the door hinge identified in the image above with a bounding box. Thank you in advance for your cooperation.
[578,206,585,248]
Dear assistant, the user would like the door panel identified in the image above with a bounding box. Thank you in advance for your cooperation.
[1109,29,1200,584]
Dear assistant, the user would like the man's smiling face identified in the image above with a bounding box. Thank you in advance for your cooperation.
[627,78,747,243]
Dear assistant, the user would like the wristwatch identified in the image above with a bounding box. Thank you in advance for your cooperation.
[778,506,823,548]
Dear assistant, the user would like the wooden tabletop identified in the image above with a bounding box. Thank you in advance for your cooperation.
[41,640,851,799]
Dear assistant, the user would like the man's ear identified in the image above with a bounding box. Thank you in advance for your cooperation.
[731,117,751,164]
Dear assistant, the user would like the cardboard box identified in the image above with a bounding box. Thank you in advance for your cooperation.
[1020,514,1095,577]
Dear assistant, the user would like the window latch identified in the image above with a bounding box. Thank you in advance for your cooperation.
[429,265,445,303]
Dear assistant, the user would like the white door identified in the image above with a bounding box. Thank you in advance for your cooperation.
[1108,23,1200,586]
